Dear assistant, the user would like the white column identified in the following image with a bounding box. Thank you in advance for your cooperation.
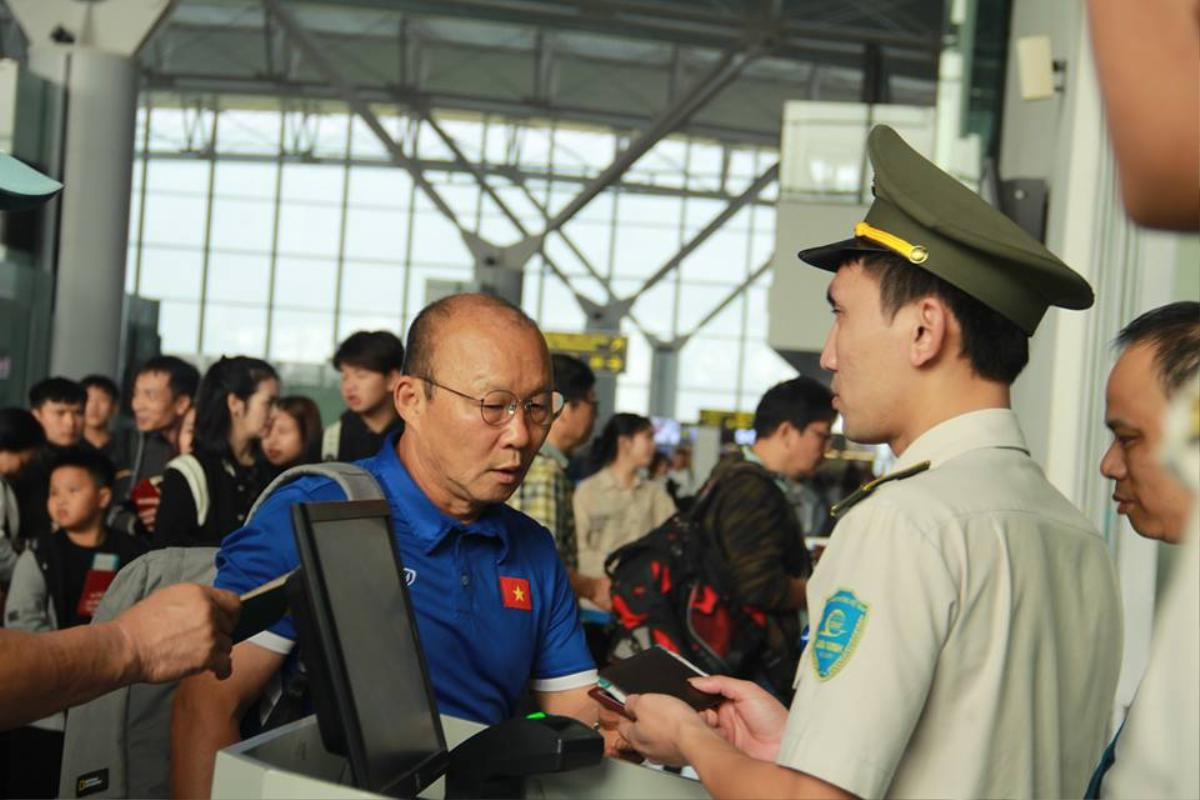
[9,0,173,378]
[37,49,139,378]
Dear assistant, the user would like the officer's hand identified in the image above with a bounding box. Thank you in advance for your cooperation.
[690,675,787,762]
[113,584,240,683]
[617,693,713,767]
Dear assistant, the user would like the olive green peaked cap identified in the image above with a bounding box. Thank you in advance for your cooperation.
[798,125,1093,335]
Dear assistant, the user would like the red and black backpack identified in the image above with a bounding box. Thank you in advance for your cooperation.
[603,464,769,679]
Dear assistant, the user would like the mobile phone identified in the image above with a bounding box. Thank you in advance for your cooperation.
[588,686,635,720]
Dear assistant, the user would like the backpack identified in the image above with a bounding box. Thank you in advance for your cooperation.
[163,454,210,525]
[57,462,385,799]
[604,462,770,682]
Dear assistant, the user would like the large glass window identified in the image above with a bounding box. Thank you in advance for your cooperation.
[130,96,792,419]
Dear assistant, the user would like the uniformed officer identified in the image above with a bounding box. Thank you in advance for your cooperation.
[611,124,1123,799]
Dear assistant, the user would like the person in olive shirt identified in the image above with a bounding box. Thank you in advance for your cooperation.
[323,330,405,461]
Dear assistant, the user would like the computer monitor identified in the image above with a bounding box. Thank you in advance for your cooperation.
[288,499,449,797]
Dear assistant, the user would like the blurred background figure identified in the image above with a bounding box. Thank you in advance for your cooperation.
[122,357,201,536]
[28,377,84,449]
[79,375,125,471]
[0,408,46,595]
[648,450,671,481]
[263,395,323,470]
[153,356,278,549]
[324,331,404,461]
[177,406,197,457]
[574,413,675,585]
[665,444,696,505]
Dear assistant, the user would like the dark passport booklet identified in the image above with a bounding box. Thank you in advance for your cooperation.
[597,646,722,712]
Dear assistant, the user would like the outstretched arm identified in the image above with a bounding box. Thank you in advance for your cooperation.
[0,583,239,731]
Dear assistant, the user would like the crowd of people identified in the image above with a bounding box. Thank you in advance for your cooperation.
[1,283,1194,798]
[2,310,837,796]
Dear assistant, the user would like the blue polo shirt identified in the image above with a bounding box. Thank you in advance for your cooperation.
[214,432,596,725]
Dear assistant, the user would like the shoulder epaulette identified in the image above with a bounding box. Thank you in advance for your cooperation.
[830,460,932,518]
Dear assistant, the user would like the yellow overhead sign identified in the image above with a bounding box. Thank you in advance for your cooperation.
[698,409,755,431]
[544,332,628,374]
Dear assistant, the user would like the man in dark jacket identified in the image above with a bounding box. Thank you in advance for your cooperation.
[120,356,200,534]
[698,376,834,694]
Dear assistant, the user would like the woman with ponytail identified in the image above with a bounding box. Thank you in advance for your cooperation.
[572,413,675,584]
[153,356,278,548]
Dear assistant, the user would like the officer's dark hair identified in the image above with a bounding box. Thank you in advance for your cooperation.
[137,355,201,401]
[193,356,278,459]
[1115,301,1200,395]
[80,374,120,403]
[0,407,46,453]
[50,445,116,490]
[404,293,542,399]
[28,376,86,410]
[860,253,1030,384]
[552,354,596,405]
[332,330,405,376]
[593,413,652,467]
[274,395,324,466]
[753,376,835,439]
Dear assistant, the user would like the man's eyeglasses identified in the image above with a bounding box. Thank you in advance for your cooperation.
[420,377,564,427]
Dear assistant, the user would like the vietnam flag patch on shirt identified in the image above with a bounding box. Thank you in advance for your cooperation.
[500,576,532,611]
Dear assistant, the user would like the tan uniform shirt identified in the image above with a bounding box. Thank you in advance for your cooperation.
[573,467,675,578]
[777,409,1122,799]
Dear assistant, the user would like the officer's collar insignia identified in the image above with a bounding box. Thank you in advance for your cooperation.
[829,460,931,518]
[813,589,869,680]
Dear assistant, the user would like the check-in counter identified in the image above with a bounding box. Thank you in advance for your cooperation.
[212,713,711,799]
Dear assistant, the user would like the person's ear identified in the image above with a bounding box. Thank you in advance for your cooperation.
[227,393,245,419]
[393,375,422,423]
[98,486,113,511]
[386,369,402,392]
[910,297,949,368]
[776,421,798,446]
[173,393,192,417]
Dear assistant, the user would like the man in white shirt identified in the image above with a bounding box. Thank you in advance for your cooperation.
[609,124,1122,799]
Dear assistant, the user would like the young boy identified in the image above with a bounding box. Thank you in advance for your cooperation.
[17,377,89,543]
[7,446,148,630]
[324,330,405,461]
[4,446,146,797]
[80,374,127,470]
[29,376,85,448]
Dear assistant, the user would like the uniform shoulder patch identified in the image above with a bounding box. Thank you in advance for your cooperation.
[812,588,869,680]
[829,460,931,518]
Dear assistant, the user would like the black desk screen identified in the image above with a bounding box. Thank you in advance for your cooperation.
[290,500,448,796]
